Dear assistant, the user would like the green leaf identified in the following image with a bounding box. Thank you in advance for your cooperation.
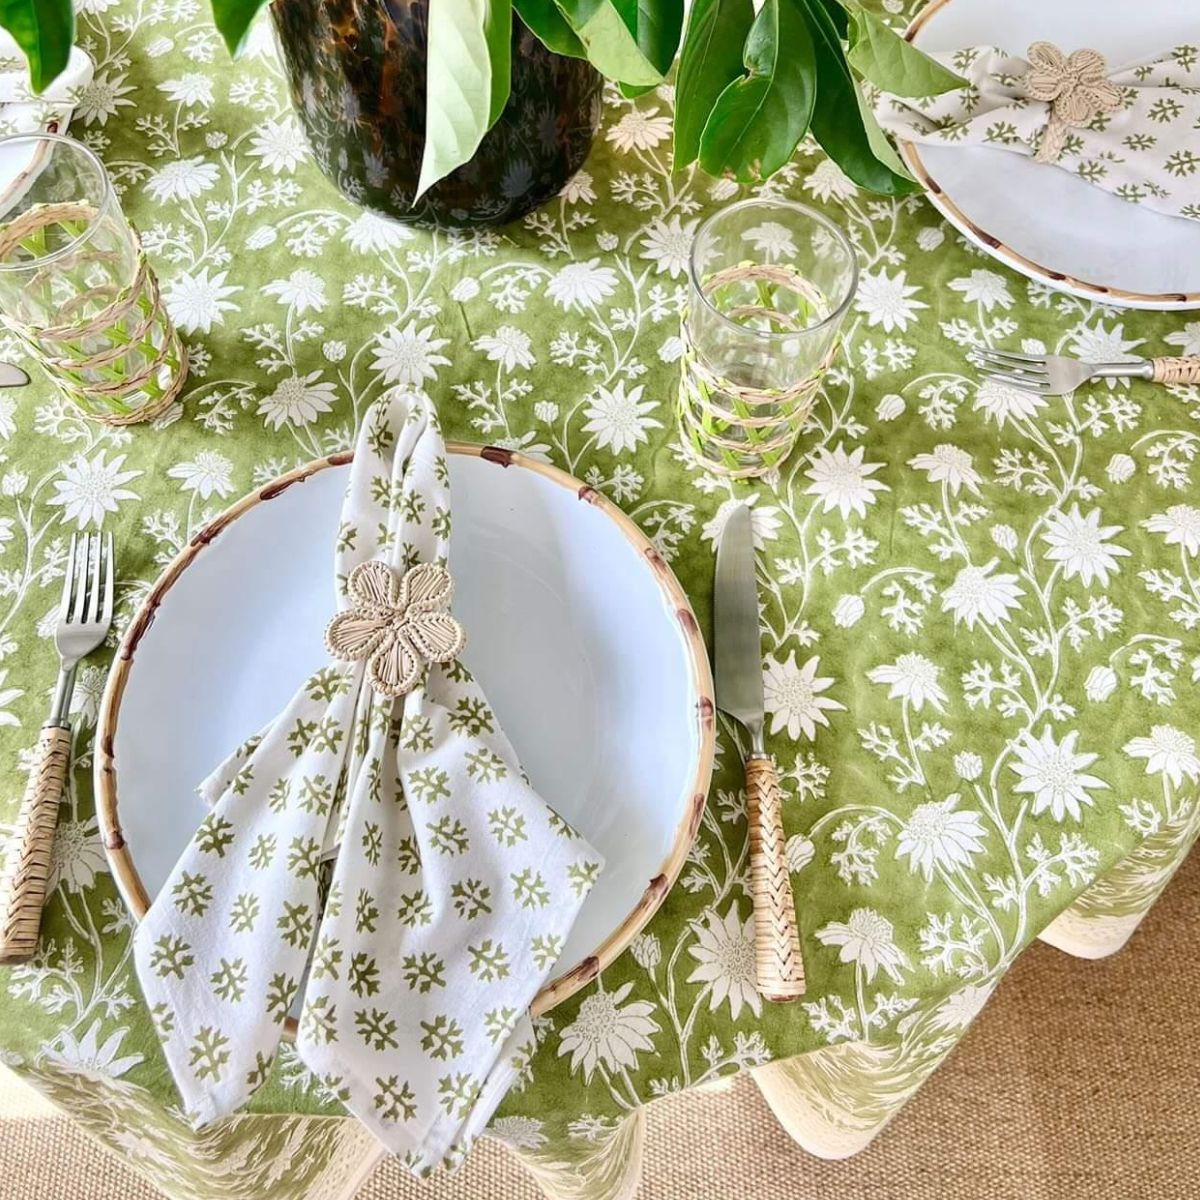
[611,0,683,76]
[513,0,586,57]
[846,7,965,97]
[416,0,513,200]
[813,0,847,37]
[853,77,912,177]
[697,0,816,184]
[209,0,267,57]
[553,0,666,86]
[0,0,73,92]
[797,0,917,195]
[673,0,755,169]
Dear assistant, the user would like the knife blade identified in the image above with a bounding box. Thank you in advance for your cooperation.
[714,503,765,745]
[713,502,806,1002]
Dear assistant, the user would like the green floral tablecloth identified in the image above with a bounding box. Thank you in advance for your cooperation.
[0,3,1198,1197]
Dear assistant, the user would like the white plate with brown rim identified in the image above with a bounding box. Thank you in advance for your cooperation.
[901,0,1200,309]
[96,443,715,1015]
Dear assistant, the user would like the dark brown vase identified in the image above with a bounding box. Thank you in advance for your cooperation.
[270,0,603,226]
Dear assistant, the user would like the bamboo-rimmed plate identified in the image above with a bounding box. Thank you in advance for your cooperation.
[901,0,1200,309]
[97,444,714,1015]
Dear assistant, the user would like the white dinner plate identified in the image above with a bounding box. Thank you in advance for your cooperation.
[902,0,1200,309]
[97,445,714,1013]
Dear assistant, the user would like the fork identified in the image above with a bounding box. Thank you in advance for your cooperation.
[0,532,113,964]
[973,349,1200,396]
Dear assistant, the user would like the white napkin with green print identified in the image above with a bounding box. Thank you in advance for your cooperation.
[133,391,603,1174]
[877,43,1200,222]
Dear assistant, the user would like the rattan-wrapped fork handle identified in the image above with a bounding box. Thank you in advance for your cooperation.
[745,756,805,1001]
[1150,357,1200,385]
[0,725,71,964]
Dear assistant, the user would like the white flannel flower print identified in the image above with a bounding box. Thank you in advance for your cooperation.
[740,220,798,260]
[48,451,142,528]
[908,444,983,496]
[163,267,242,334]
[947,270,1013,310]
[343,211,415,253]
[638,216,698,278]
[973,376,1047,427]
[803,159,858,202]
[895,795,987,882]
[854,267,927,332]
[605,107,671,152]
[941,560,1025,628]
[546,259,619,310]
[815,909,909,984]
[583,381,662,454]
[166,452,234,499]
[557,983,660,1083]
[1040,504,1130,588]
[257,372,337,429]
[473,327,535,371]
[47,817,110,893]
[1010,727,1109,822]
[867,653,948,712]
[1142,505,1200,557]
[264,270,327,314]
[763,653,844,741]
[1122,726,1200,788]
[246,117,309,173]
[145,156,219,201]
[803,443,890,519]
[686,904,760,1021]
[372,322,451,388]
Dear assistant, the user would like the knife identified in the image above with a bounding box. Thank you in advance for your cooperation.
[714,504,805,1002]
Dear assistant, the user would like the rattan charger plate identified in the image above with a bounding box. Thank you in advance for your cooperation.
[96,443,715,1018]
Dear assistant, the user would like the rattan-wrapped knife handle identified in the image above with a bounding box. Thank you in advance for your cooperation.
[745,755,805,1002]
[1150,357,1200,385]
[0,724,71,964]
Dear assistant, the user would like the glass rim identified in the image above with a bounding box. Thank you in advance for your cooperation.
[0,133,117,273]
[687,197,859,342]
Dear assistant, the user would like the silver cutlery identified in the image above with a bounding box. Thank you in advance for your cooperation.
[973,349,1200,396]
[0,532,113,963]
[714,504,805,1003]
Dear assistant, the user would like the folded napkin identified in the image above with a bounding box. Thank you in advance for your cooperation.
[877,42,1200,222]
[133,392,604,1173]
[0,32,92,136]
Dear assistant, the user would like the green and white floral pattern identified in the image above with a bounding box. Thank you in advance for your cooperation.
[0,2,1194,1198]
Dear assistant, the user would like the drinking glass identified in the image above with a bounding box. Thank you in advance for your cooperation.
[0,133,186,424]
[678,198,858,478]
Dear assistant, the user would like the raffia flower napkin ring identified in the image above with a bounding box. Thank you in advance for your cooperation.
[1023,42,1122,163]
[326,560,465,697]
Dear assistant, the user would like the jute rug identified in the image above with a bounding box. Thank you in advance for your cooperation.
[1,849,1196,1199]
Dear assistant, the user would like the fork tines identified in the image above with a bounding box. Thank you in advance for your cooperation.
[61,531,114,628]
[970,348,1053,394]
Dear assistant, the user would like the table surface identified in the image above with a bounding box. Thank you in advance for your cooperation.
[0,2,1197,1195]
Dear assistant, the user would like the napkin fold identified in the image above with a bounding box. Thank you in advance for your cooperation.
[0,32,92,135]
[877,43,1200,223]
[134,392,604,1174]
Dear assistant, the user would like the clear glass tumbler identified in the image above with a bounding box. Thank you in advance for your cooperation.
[0,133,186,424]
[679,197,858,479]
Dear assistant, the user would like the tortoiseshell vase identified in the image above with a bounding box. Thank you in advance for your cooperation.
[270,0,603,226]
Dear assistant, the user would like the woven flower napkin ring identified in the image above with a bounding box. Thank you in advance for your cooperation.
[1023,42,1122,163]
[326,560,465,697]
